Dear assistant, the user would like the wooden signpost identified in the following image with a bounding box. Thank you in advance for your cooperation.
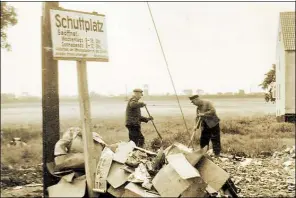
[42,2,108,197]
[42,2,60,193]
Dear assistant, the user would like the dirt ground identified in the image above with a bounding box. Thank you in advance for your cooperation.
[1,164,43,197]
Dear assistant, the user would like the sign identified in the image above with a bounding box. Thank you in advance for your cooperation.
[49,8,108,62]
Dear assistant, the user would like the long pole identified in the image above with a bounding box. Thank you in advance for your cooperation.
[147,2,190,136]
[77,61,97,197]
[42,2,60,195]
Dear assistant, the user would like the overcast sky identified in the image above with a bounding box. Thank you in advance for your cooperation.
[1,2,294,96]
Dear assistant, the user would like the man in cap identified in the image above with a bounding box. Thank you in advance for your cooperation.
[125,88,153,147]
[189,94,221,157]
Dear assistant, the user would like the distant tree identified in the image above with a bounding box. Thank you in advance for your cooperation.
[260,64,276,103]
[1,2,18,51]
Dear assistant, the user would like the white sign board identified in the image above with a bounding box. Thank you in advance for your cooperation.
[49,8,108,62]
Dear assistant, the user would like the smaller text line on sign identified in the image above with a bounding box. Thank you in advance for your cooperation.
[49,8,108,62]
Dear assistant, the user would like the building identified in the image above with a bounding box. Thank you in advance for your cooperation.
[196,89,205,95]
[183,89,193,95]
[275,12,295,122]
[143,84,149,96]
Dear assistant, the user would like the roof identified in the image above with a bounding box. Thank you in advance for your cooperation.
[279,12,295,51]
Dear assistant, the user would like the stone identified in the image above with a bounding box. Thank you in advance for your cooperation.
[283,161,293,167]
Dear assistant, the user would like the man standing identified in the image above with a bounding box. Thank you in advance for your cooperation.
[125,88,153,147]
[189,95,221,157]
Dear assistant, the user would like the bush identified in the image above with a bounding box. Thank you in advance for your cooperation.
[1,139,41,167]
[270,122,295,133]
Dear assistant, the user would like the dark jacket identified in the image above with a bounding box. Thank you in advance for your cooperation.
[125,96,149,126]
[196,100,220,128]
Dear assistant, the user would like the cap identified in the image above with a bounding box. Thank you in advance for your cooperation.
[189,94,199,100]
[133,88,143,93]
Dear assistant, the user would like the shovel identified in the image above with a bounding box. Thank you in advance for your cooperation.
[144,106,163,141]
[188,117,202,148]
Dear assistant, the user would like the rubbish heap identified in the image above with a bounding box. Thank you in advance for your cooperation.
[47,135,239,197]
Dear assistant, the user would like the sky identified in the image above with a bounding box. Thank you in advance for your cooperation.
[1,1,295,96]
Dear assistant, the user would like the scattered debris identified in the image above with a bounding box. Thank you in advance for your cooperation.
[283,160,293,167]
[24,183,43,187]
[44,137,240,198]
[113,141,136,164]
[13,186,23,190]
[93,147,114,193]
[127,163,151,183]
[2,141,295,197]
[7,137,28,148]
[240,158,253,167]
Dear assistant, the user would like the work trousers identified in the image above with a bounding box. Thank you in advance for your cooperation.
[126,125,145,148]
[200,122,221,155]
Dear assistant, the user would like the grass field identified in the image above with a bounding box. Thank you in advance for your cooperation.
[1,113,295,168]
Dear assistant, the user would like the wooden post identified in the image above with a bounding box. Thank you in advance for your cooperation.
[42,2,60,195]
[77,60,97,197]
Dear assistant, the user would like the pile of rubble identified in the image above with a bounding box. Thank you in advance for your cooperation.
[211,146,295,197]
[47,140,239,197]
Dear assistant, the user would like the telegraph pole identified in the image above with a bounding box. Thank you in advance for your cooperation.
[42,2,60,195]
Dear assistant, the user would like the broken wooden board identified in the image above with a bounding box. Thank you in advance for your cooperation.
[152,164,194,197]
[93,147,114,193]
[122,183,160,197]
[113,141,135,164]
[167,153,200,179]
[107,185,125,197]
[196,156,230,191]
[134,146,157,156]
[47,175,86,197]
[107,161,130,188]
[92,132,107,146]
[180,176,207,197]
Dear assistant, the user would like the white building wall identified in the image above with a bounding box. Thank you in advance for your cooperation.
[276,26,286,117]
[285,51,295,114]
